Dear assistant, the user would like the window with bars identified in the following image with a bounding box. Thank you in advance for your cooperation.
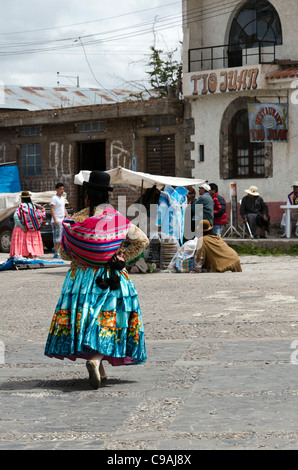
[19,143,41,176]
[232,109,265,178]
[19,126,41,136]
[144,116,176,128]
[76,121,106,132]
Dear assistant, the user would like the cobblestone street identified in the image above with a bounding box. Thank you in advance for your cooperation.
[1,252,298,450]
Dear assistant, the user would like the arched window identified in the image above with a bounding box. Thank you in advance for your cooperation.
[228,0,282,67]
[220,98,273,180]
[231,109,265,178]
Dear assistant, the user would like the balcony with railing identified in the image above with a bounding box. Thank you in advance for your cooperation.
[188,41,277,73]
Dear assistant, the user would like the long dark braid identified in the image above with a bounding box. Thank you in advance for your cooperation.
[21,197,32,205]
[86,188,109,217]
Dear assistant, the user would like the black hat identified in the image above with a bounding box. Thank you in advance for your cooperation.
[83,170,113,192]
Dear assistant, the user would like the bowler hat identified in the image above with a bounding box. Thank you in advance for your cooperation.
[83,170,113,192]
[20,191,32,199]
[197,219,214,232]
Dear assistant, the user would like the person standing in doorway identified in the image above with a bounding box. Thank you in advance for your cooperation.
[51,182,69,258]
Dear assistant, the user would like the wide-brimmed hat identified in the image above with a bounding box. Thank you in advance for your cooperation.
[245,185,259,196]
[292,181,298,187]
[83,170,113,192]
[199,183,211,191]
[20,191,32,199]
[200,219,213,232]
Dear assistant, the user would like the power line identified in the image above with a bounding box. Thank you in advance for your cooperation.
[0,1,181,36]
[0,0,238,56]
[0,0,241,56]
[77,37,120,101]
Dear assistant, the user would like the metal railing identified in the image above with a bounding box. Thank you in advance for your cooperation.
[188,41,277,72]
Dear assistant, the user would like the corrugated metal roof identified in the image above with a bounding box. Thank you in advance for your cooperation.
[1,85,155,111]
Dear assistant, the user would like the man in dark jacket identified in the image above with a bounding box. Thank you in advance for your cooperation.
[240,185,269,239]
[209,183,227,236]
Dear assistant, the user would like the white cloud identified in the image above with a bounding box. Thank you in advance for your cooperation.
[0,0,182,90]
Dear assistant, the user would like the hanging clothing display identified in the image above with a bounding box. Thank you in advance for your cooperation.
[157,185,188,245]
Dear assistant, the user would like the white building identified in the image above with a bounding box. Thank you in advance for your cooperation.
[182,0,298,225]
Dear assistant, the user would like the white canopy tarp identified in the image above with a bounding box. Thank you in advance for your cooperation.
[74,166,206,190]
[0,191,68,223]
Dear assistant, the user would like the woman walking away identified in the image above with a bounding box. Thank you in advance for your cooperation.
[10,191,45,259]
[44,170,149,389]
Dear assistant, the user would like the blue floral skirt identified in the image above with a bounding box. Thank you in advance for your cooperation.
[44,266,147,366]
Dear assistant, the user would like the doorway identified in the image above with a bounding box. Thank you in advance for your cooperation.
[77,141,106,209]
[146,135,176,176]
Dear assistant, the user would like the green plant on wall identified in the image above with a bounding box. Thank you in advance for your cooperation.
[146,46,181,97]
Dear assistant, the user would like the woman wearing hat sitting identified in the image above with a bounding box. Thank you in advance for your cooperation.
[240,186,270,239]
[10,191,45,259]
[280,182,298,237]
[193,220,242,273]
[44,170,149,390]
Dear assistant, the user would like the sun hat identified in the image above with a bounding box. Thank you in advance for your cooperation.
[292,181,298,187]
[20,191,32,199]
[244,186,259,196]
[83,170,113,192]
[199,183,211,191]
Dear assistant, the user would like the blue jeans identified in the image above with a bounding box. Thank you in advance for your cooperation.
[213,225,223,236]
[51,222,63,244]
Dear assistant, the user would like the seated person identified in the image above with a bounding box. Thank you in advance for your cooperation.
[193,220,242,273]
[240,186,269,239]
[280,182,298,238]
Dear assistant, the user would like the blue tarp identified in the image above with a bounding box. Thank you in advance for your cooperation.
[0,165,21,193]
[0,257,65,271]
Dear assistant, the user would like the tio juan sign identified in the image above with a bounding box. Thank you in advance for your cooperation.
[191,67,260,95]
[248,103,288,143]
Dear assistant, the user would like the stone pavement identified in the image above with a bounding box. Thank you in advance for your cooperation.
[1,250,298,450]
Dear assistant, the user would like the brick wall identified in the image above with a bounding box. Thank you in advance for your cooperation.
[0,98,185,213]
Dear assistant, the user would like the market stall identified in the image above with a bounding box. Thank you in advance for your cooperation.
[75,167,206,273]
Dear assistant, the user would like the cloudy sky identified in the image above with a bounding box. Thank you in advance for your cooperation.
[0,0,182,91]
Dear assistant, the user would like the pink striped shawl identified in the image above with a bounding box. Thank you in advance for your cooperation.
[16,203,46,232]
[61,206,131,267]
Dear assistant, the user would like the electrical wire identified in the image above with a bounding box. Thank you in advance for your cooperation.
[77,37,120,100]
[0,0,240,56]
[0,1,181,36]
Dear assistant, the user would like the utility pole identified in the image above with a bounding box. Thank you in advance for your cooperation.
[57,72,80,88]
